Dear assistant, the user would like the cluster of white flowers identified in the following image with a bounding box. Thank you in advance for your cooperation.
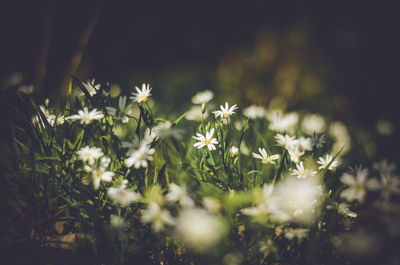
[32,104,65,128]
[77,146,113,190]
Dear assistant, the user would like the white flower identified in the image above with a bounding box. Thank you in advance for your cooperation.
[242,184,274,218]
[230,146,239,157]
[301,114,325,134]
[80,79,100,97]
[252,148,279,164]
[377,173,400,201]
[193,129,219,151]
[185,105,208,121]
[336,202,358,218]
[243,105,266,119]
[376,119,394,136]
[287,145,305,163]
[291,162,317,179]
[174,208,227,251]
[213,102,238,120]
[84,157,113,190]
[340,167,379,203]
[373,159,396,178]
[266,110,298,133]
[108,179,141,207]
[269,176,322,224]
[317,154,339,171]
[77,146,104,165]
[131,83,151,103]
[297,137,312,151]
[147,121,184,141]
[106,95,133,123]
[165,183,194,208]
[67,107,104,124]
[191,90,214,104]
[110,215,125,229]
[275,134,297,150]
[311,133,326,148]
[329,121,351,154]
[141,202,175,232]
[125,144,155,169]
[17,84,34,95]
[284,228,308,242]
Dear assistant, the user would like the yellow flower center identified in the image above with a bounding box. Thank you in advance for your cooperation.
[205,140,211,145]
[139,94,148,102]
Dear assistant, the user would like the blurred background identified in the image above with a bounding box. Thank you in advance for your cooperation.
[1,1,399,163]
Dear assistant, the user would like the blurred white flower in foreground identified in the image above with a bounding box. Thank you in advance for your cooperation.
[146,121,184,141]
[252,148,279,164]
[193,129,219,151]
[191,90,214,104]
[174,208,227,252]
[131,83,152,103]
[141,202,174,232]
[106,95,133,123]
[301,114,325,134]
[165,183,195,208]
[340,166,379,203]
[269,176,323,224]
[213,102,238,120]
[67,107,104,124]
[317,154,339,171]
[77,146,104,165]
[108,179,141,207]
[84,157,114,190]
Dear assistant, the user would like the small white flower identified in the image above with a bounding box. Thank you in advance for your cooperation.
[131,83,151,103]
[108,179,141,207]
[287,145,305,163]
[243,105,266,119]
[340,167,379,203]
[336,202,358,218]
[77,146,104,165]
[284,228,308,242]
[230,146,239,157]
[125,144,155,169]
[291,162,317,179]
[67,107,104,124]
[165,183,194,208]
[191,90,214,104]
[185,105,208,121]
[193,129,219,151]
[252,148,279,164]
[84,157,113,190]
[213,102,238,120]
[275,134,297,149]
[106,95,133,123]
[297,137,312,151]
[317,154,339,171]
[141,202,175,232]
[17,84,34,95]
[301,114,325,134]
[81,79,101,97]
[266,110,298,133]
[311,134,326,148]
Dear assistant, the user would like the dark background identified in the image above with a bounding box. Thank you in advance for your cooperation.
[1,1,399,163]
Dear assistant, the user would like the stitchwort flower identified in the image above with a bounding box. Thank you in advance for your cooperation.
[193,128,219,151]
